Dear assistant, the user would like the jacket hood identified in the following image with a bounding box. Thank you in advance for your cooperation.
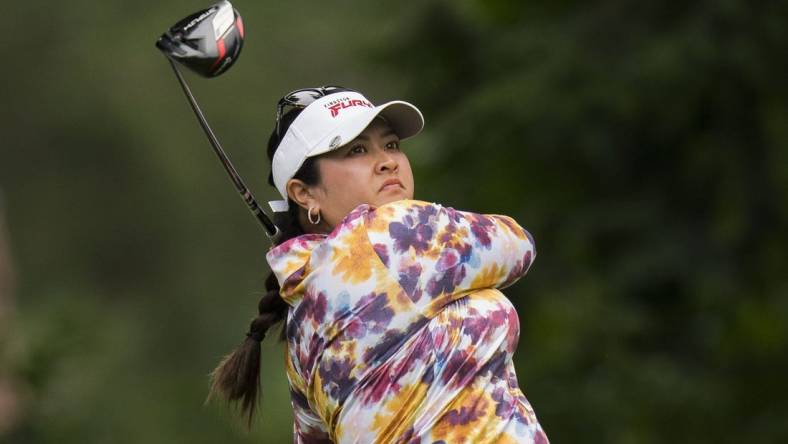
[266,233,325,306]
[265,203,375,306]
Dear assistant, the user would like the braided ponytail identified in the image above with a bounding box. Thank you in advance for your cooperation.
[207,269,289,425]
[208,108,321,426]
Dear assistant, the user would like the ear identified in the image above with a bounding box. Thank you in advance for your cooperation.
[286,178,317,211]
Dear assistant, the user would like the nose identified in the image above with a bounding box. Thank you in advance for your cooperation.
[375,148,398,174]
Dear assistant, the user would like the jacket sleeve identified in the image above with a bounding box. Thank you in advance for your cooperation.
[286,341,333,443]
[290,388,333,443]
[364,200,536,308]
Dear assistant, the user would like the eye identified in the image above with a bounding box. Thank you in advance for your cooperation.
[348,144,367,155]
[385,140,401,151]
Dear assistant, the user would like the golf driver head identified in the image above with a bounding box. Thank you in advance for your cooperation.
[156,0,244,77]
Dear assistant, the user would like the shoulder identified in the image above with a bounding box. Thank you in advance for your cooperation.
[364,199,446,232]
[322,199,445,235]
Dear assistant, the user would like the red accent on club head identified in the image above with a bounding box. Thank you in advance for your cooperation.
[211,38,227,70]
[235,16,244,38]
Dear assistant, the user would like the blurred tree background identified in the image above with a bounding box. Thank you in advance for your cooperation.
[1,0,786,442]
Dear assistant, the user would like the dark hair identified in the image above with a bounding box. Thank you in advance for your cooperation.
[207,107,320,426]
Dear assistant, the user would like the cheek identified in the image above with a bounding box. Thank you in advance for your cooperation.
[399,154,415,193]
[318,161,371,207]
[322,162,366,191]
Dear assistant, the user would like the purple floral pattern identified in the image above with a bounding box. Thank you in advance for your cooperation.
[266,200,546,443]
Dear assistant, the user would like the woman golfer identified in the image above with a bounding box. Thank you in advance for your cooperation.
[210,86,549,443]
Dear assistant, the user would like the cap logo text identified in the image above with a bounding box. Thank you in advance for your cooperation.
[326,99,374,117]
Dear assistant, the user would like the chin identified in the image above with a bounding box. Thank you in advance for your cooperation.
[373,185,413,205]
[382,195,412,206]
[381,196,405,205]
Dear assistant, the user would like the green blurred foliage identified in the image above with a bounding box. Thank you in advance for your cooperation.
[1,0,786,442]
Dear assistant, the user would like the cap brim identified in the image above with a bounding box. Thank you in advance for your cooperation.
[308,100,424,158]
[377,101,425,141]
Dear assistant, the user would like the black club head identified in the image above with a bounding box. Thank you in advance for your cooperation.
[156,0,244,77]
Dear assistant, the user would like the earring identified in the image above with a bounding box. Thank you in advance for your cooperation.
[308,206,321,225]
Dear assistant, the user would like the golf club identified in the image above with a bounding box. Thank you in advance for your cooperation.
[156,1,278,238]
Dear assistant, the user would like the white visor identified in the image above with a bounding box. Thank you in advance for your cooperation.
[269,91,424,212]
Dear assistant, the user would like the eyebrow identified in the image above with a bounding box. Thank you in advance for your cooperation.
[352,129,399,142]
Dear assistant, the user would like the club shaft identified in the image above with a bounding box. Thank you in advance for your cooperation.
[165,57,278,238]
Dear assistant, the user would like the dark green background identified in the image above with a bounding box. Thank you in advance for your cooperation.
[2,0,787,442]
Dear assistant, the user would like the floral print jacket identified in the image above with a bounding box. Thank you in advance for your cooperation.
[266,199,548,444]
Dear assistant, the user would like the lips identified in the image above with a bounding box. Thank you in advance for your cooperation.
[379,178,403,192]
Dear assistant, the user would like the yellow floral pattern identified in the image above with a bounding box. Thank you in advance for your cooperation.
[266,200,547,443]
